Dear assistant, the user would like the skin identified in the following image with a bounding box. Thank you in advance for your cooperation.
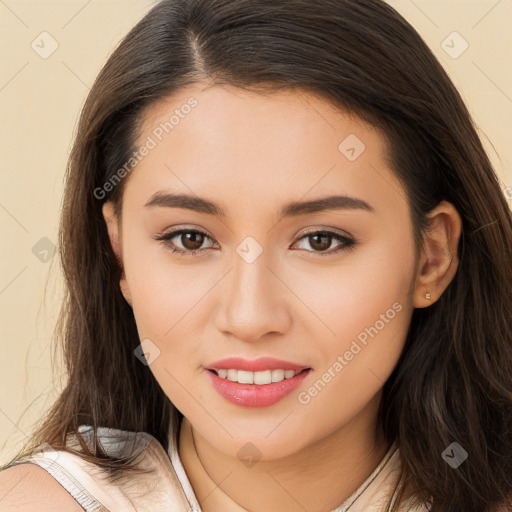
[102,82,462,512]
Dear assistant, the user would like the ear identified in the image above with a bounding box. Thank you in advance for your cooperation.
[413,200,462,308]
[102,201,132,307]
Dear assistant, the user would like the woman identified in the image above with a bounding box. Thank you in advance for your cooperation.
[1,0,511,510]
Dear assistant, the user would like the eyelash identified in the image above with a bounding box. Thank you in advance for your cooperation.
[153,228,357,257]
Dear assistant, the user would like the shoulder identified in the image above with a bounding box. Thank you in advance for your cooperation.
[0,463,84,511]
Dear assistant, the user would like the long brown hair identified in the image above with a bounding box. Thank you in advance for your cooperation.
[4,0,512,510]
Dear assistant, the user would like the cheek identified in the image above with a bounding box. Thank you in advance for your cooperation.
[122,228,203,336]
[296,235,415,415]
[290,229,415,347]
[123,250,210,407]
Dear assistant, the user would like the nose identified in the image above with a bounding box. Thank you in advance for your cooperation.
[213,249,292,343]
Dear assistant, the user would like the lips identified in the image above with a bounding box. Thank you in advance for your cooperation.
[205,357,312,407]
[205,357,310,372]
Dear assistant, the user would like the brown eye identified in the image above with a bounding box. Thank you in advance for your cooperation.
[308,233,333,251]
[294,230,356,256]
[180,231,206,251]
[154,229,216,256]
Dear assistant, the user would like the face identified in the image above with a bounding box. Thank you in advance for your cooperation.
[104,83,421,460]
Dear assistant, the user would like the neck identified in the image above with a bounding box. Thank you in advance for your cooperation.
[179,392,391,512]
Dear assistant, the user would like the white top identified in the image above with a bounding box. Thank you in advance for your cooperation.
[11,419,431,512]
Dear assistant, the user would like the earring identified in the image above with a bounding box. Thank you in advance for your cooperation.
[425,292,431,300]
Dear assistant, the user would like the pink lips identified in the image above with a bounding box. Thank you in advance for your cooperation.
[206,356,310,372]
[205,357,312,408]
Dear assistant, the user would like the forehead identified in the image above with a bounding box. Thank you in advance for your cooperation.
[124,83,407,220]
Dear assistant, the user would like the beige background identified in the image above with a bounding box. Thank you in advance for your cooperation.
[0,0,511,462]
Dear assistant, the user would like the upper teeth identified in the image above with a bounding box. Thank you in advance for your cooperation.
[215,369,300,385]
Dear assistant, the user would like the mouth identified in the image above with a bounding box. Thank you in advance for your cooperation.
[204,358,313,408]
[206,367,311,385]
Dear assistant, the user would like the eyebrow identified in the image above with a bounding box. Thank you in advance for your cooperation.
[144,192,375,218]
